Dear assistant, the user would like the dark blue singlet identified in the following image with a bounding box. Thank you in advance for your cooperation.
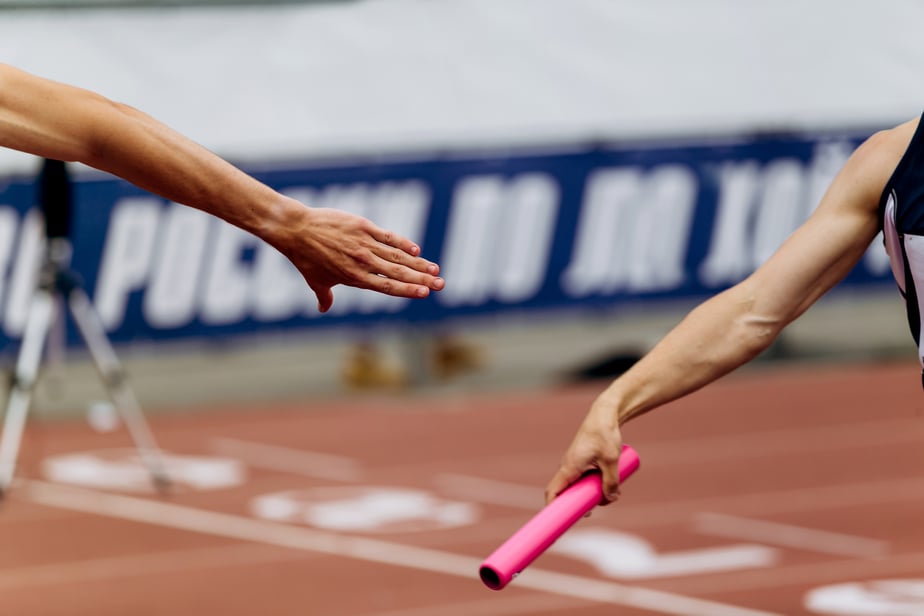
[879,113,924,385]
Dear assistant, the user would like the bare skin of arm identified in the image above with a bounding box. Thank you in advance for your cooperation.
[0,64,444,312]
[545,119,917,504]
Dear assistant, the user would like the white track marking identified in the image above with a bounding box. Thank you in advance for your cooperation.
[0,543,316,590]
[694,512,889,558]
[621,477,924,527]
[437,473,924,525]
[435,474,540,509]
[552,529,778,579]
[210,437,362,481]
[638,417,924,464]
[21,480,778,616]
[355,594,585,616]
[514,568,777,616]
[661,551,924,596]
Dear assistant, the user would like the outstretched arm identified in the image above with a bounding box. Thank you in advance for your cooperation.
[0,64,443,311]
[545,122,913,504]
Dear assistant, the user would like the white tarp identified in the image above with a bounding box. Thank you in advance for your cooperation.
[1,0,924,173]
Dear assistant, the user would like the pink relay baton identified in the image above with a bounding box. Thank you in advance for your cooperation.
[479,444,640,590]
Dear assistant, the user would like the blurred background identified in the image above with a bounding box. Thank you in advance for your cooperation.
[1,2,924,615]
[0,0,920,412]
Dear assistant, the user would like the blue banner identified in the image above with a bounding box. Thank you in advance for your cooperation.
[0,130,895,349]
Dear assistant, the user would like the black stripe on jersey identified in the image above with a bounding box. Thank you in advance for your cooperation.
[899,236,921,348]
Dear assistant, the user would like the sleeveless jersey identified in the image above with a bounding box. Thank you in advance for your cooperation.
[880,114,924,384]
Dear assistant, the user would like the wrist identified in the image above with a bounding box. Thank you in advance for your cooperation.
[594,386,625,427]
[251,193,308,251]
[599,382,641,428]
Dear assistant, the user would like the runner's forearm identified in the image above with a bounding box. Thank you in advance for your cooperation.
[0,64,300,245]
[602,282,779,426]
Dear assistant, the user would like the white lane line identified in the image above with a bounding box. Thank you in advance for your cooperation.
[21,480,778,616]
[515,568,778,616]
[637,417,924,465]
[0,543,317,590]
[210,437,362,481]
[435,474,539,509]
[661,550,924,595]
[354,594,585,616]
[694,512,889,558]
[436,473,924,525]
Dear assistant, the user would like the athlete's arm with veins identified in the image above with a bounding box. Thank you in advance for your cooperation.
[0,64,443,312]
[546,119,916,504]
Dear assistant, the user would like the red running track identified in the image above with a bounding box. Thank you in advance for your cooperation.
[0,360,922,616]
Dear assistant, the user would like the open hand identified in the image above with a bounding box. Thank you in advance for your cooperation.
[272,204,444,312]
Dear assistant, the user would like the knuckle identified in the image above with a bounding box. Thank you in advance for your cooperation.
[360,218,378,234]
[352,249,373,267]
[601,450,621,465]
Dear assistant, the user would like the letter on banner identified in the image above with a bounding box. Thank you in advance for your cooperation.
[439,176,502,306]
[562,166,695,297]
[251,244,312,322]
[626,165,696,292]
[440,173,559,307]
[495,174,559,303]
[143,205,211,329]
[94,198,162,330]
[0,206,21,329]
[701,156,828,288]
[4,210,44,336]
[752,158,805,265]
[200,223,257,326]
[699,162,762,287]
[562,168,642,298]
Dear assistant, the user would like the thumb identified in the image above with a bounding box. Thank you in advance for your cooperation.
[312,285,334,313]
[545,465,581,505]
[598,457,623,505]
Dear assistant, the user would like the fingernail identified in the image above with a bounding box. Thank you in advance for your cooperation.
[411,244,421,255]
[417,287,429,297]
[428,264,439,274]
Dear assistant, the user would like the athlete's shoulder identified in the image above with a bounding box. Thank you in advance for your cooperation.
[838,117,918,199]
[0,63,23,83]
[855,117,918,166]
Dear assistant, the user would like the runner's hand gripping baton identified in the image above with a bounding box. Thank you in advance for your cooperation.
[479,444,640,590]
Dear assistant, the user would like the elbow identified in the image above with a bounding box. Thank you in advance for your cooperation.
[72,99,137,167]
[721,281,791,362]
[734,312,785,361]
[0,65,125,165]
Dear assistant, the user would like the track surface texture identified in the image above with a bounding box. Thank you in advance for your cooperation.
[1,360,922,616]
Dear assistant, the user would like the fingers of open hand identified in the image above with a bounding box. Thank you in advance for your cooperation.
[344,241,443,295]
[368,224,419,253]
[353,270,435,299]
[370,245,443,290]
[367,223,440,270]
